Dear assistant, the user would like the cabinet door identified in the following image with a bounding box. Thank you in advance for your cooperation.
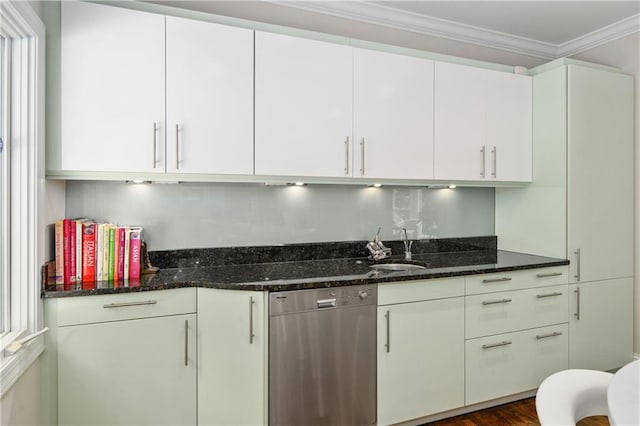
[166,17,253,175]
[58,314,197,426]
[378,297,464,425]
[487,71,532,182]
[567,66,634,283]
[434,62,487,181]
[198,289,266,426]
[569,279,633,371]
[466,324,568,405]
[60,1,165,173]
[353,49,434,179]
[255,32,352,177]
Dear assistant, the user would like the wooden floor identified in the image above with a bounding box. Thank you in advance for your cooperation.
[426,397,609,426]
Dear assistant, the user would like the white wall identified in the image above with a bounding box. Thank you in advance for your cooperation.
[571,32,640,356]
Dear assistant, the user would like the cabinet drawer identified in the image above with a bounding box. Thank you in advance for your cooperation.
[465,266,568,295]
[378,277,464,305]
[56,288,197,326]
[465,284,568,338]
[465,324,568,405]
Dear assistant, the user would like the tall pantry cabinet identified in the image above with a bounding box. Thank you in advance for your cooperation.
[495,60,634,371]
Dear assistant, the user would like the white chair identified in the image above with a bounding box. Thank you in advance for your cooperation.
[536,369,614,426]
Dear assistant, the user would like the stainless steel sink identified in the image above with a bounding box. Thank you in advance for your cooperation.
[369,263,427,271]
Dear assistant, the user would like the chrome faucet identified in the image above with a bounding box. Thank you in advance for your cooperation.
[401,228,413,261]
[366,227,392,260]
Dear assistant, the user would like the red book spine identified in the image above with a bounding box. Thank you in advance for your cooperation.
[117,227,126,282]
[63,219,72,286]
[82,222,96,285]
[129,228,142,280]
[54,220,64,286]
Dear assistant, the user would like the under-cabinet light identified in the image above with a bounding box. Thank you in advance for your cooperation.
[367,183,383,188]
[448,184,457,189]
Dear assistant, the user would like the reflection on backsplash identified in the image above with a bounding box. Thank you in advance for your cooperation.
[65,181,494,251]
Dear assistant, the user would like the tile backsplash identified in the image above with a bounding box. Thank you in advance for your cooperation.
[66,181,494,251]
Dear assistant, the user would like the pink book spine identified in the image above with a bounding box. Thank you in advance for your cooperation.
[129,228,142,280]
[117,227,126,282]
[69,220,76,284]
[63,219,72,286]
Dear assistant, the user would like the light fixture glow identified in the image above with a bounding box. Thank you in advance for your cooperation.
[367,183,383,188]
[293,182,306,186]
[448,184,457,189]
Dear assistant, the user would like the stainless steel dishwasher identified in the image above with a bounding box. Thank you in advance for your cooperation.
[269,284,377,426]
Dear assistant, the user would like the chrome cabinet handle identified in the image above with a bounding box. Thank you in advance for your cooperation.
[103,300,157,309]
[536,292,563,299]
[152,122,158,168]
[482,298,512,306]
[491,146,497,178]
[385,310,390,353]
[536,331,562,340]
[482,277,512,284]
[175,124,180,170]
[574,248,581,281]
[482,340,512,349]
[574,287,581,320]
[536,272,563,278]
[480,146,486,177]
[184,319,189,366]
[344,137,349,175]
[249,296,255,344]
[360,138,365,176]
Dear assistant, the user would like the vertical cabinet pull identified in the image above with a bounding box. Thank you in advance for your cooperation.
[344,137,349,175]
[574,248,581,281]
[384,310,390,353]
[249,296,255,344]
[574,287,581,320]
[152,122,158,169]
[360,138,365,176]
[491,146,497,178]
[175,124,180,170]
[480,146,486,177]
[184,319,189,366]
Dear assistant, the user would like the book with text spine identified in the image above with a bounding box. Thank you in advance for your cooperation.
[117,227,126,282]
[102,224,111,282]
[63,219,73,285]
[108,226,115,282]
[129,227,142,280]
[81,221,97,284]
[95,223,103,282]
[75,220,83,283]
[54,220,64,285]
[123,227,131,282]
[69,220,77,285]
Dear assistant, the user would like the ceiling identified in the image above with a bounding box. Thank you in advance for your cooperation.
[279,1,640,58]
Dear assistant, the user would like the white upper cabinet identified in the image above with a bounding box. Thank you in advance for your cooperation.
[487,71,532,182]
[353,49,434,180]
[255,32,353,177]
[434,62,532,182]
[434,62,487,181]
[60,1,165,173]
[166,17,254,175]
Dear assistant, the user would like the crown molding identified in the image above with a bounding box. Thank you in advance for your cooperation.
[274,1,640,59]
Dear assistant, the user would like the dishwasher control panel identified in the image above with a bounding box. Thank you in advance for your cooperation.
[270,285,377,316]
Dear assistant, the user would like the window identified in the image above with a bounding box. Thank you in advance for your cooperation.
[0,1,45,396]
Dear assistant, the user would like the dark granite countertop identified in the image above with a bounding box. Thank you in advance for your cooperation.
[42,237,569,298]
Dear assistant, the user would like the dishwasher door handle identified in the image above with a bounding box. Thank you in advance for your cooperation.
[317,298,337,309]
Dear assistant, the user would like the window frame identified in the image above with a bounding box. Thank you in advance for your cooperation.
[0,0,46,397]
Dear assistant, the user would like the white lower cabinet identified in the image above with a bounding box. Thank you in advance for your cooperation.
[55,289,197,426]
[377,278,465,425]
[569,278,634,371]
[465,324,568,405]
[197,289,267,426]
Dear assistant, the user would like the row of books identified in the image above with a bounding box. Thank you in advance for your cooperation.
[54,219,143,284]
